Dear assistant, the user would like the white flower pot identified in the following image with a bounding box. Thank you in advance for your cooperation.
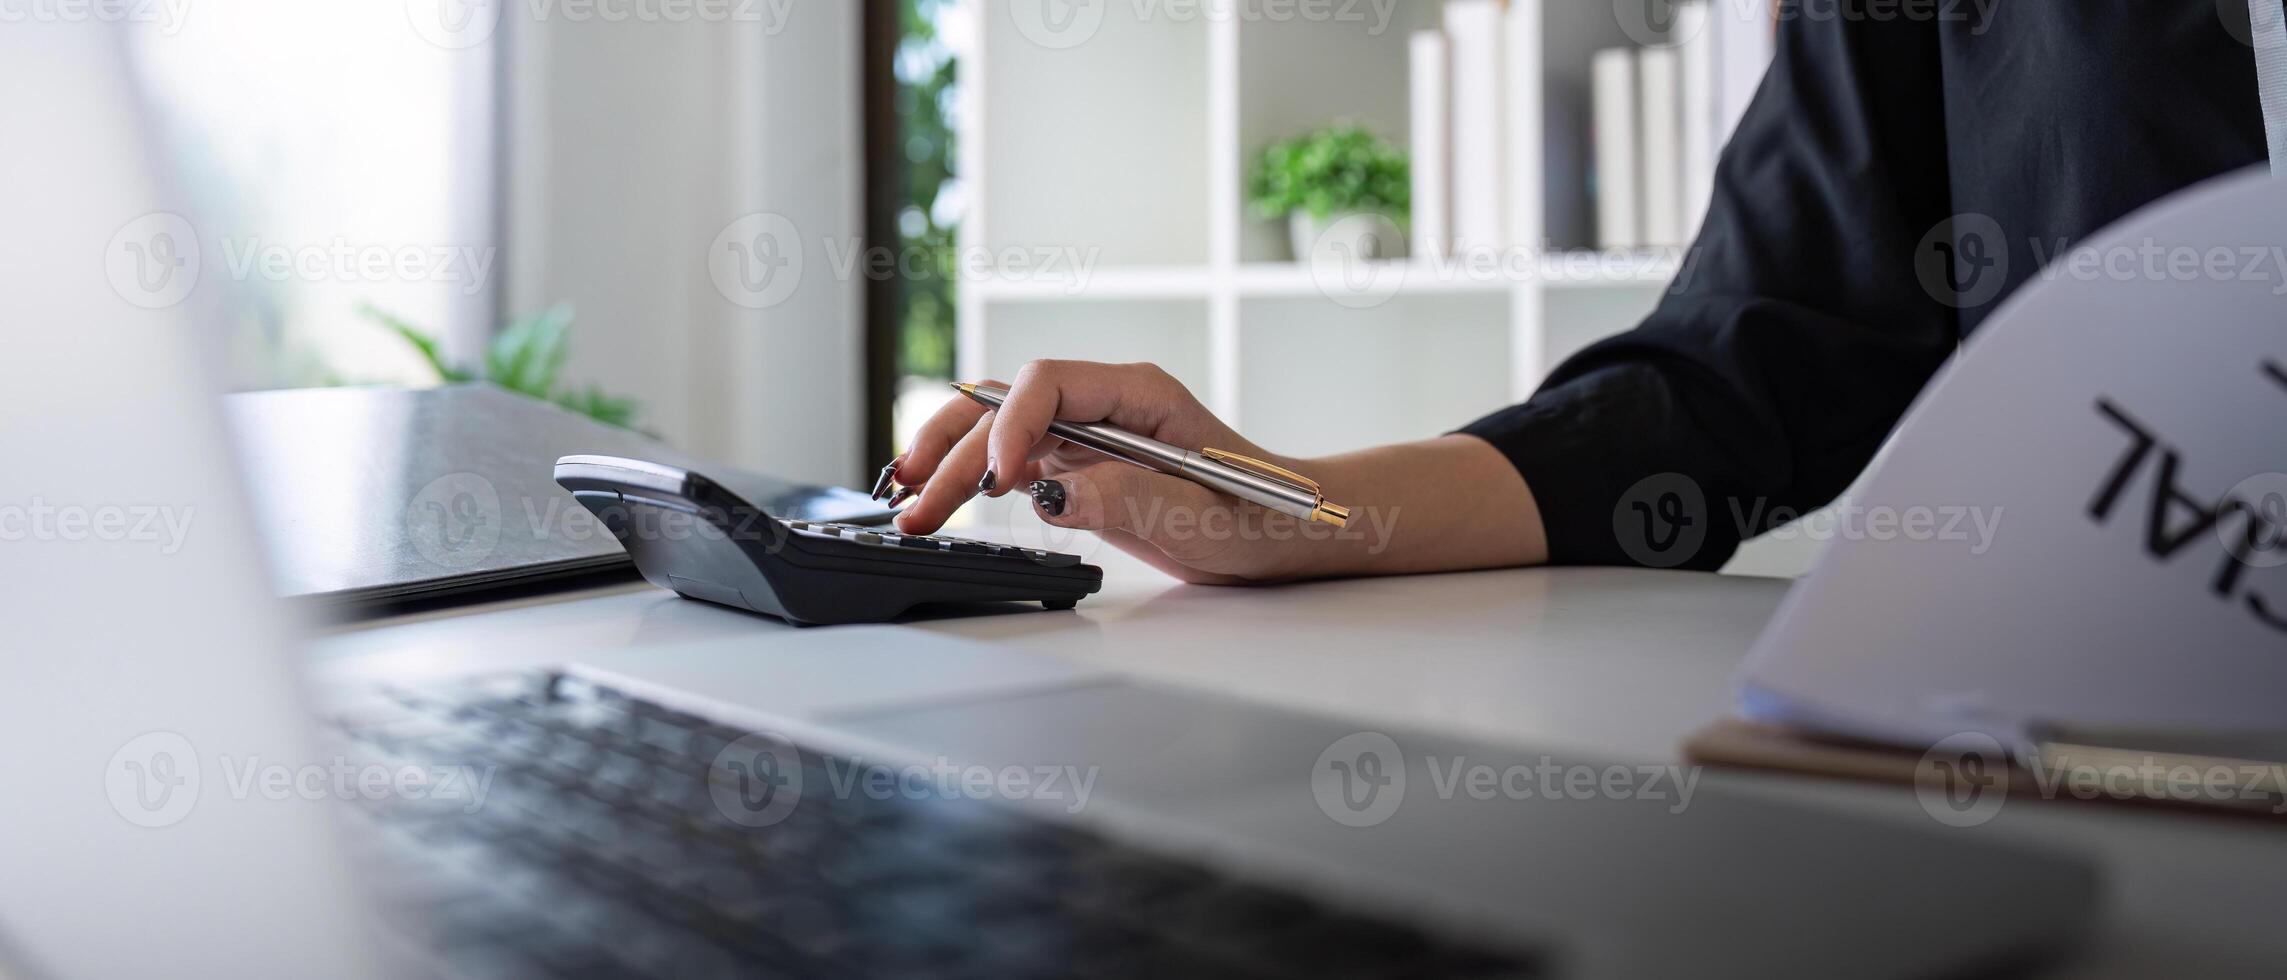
[1290,210,1406,264]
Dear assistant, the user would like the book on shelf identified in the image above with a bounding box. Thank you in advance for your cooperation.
[1591,46,1641,250]
[1502,0,1542,255]
[1677,0,1719,240]
[1409,30,1451,262]
[1591,0,1772,250]
[1444,0,1506,255]
[1637,44,1684,248]
[1397,0,1773,257]
[1715,0,1776,141]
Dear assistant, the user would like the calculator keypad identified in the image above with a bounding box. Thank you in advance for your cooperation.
[783,521,1082,567]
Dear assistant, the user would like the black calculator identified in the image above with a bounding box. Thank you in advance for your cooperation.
[554,455,1101,626]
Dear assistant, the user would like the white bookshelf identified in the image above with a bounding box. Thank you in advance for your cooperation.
[957,0,1768,458]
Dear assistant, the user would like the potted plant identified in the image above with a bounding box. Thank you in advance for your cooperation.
[1248,123,1411,263]
[358,302,645,432]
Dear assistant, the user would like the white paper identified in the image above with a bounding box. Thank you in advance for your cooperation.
[1739,168,2287,747]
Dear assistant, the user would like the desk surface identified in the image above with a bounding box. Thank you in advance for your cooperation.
[314,503,2287,979]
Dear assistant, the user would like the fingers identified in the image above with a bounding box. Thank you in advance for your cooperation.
[894,411,993,534]
[895,381,995,488]
[985,360,1185,498]
[1026,459,1244,568]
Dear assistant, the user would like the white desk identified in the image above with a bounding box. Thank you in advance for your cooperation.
[313,508,2287,979]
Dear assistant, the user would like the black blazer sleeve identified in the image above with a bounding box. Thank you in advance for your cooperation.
[1459,10,1959,570]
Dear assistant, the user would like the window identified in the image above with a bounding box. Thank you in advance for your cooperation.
[130,0,496,390]
[870,0,966,457]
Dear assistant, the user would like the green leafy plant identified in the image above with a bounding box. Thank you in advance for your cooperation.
[358,302,643,431]
[1247,123,1411,223]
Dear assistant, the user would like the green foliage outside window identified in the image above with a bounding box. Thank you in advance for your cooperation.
[896,0,960,380]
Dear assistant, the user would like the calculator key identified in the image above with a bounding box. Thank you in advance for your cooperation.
[897,536,945,551]
[785,520,810,531]
[1034,551,1082,568]
[945,541,993,555]
[852,531,885,546]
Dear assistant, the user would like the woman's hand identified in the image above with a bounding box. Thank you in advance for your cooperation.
[890,359,1550,584]
[891,360,1301,583]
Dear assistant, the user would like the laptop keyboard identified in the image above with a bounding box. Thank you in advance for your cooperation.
[326,670,1543,980]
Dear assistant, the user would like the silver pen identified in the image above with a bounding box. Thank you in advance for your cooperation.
[952,382,1352,528]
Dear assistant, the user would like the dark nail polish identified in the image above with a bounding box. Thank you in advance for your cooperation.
[870,455,904,500]
[1028,480,1066,517]
[978,468,997,494]
[887,487,917,507]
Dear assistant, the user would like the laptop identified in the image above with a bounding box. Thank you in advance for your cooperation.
[225,383,895,611]
[4,21,2096,980]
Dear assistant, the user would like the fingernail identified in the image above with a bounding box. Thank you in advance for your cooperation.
[978,468,997,494]
[870,456,903,500]
[1028,480,1066,517]
[887,487,917,507]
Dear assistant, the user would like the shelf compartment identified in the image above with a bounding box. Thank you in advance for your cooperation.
[974,298,1213,398]
[1237,293,1510,459]
[977,0,1210,266]
[1234,4,1441,265]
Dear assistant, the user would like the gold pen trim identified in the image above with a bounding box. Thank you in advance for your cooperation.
[1198,448,1352,528]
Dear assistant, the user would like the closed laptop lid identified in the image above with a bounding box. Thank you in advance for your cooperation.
[226,383,893,606]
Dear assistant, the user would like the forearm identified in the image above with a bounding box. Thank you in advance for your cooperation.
[1265,434,1548,579]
